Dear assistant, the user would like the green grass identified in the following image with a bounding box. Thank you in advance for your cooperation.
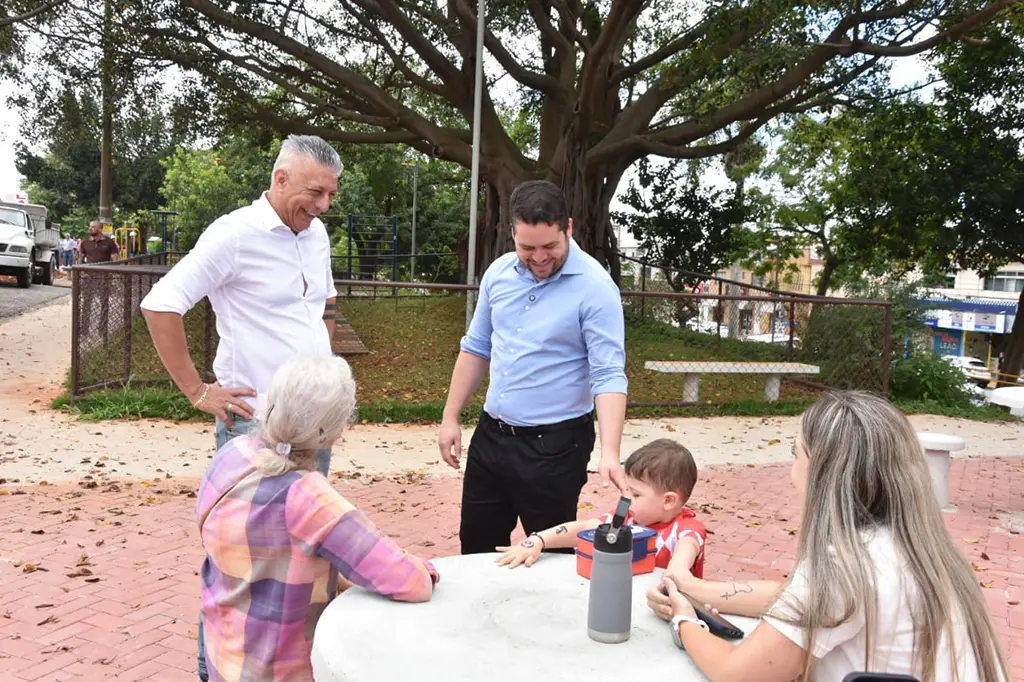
[894,400,1019,422]
[56,295,1014,424]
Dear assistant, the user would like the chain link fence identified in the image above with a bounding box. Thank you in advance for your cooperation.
[70,255,216,398]
[70,265,891,407]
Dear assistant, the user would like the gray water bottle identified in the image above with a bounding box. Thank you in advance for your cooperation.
[587,496,633,643]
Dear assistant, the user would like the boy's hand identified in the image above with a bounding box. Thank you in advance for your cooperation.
[495,537,543,568]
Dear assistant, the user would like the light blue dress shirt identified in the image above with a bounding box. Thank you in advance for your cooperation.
[460,238,628,426]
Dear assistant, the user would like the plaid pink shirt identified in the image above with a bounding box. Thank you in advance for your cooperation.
[197,435,438,681]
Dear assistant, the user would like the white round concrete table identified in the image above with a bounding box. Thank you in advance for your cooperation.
[917,432,966,511]
[311,553,760,682]
[990,386,1024,417]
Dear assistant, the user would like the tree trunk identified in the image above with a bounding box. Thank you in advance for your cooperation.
[816,257,839,296]
[999,287,1024,381]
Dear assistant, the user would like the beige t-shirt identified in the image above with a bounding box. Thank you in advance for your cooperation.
[763,529,989,681]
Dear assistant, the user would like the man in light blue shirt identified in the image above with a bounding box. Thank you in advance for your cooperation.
[438,180,628,555]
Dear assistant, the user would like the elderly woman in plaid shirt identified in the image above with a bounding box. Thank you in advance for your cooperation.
[196,354,439,681]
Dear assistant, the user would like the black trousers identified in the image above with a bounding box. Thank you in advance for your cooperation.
[459,411,596,555]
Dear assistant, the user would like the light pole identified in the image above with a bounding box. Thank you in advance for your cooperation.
[401,161,419,281]
[465,0,485,330]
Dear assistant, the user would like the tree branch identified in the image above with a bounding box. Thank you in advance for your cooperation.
[182,0,473,164]
[611,19,710,84]
[339,0,451,98]
[450,0,567,99]
[0,0,67,27]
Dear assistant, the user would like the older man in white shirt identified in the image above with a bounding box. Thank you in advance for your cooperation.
[140,134,342,682]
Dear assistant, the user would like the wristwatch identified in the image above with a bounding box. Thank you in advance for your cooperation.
[670,614,709,649]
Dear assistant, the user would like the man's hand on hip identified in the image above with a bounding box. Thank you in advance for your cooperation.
[598,453,627,493]
[190,381,257,429]
[438,420,463,469]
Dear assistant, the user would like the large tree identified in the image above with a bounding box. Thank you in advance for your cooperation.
[839,9,1024,377]
[103,0,1015,281]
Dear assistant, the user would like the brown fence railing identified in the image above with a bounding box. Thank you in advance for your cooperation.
[69,258,217,397]
[69,267,892,406]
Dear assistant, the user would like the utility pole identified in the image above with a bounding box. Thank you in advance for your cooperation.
[465,0,485,330]
[98,0,114,229]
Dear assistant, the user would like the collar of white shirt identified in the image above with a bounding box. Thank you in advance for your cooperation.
[253,192,320,237]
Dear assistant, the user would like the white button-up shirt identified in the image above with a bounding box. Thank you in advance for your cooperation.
[140,193,337,408]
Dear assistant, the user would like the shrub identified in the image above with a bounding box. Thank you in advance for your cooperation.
[890,354,972,408]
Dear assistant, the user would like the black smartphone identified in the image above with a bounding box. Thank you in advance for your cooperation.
[661,586,745,640]
[842,675,920,682]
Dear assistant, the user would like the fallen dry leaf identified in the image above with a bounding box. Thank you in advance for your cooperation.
[963,538,978,544]
[980,552,990,561]
[36,614,59,626]
[971,563,988,572]
[979,581,993,588]
[85,577,101,583]
[23,563,40,573]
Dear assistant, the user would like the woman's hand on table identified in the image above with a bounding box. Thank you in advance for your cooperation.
[662,576,699,619]
[495,539,543,568]
[647,571,701,620]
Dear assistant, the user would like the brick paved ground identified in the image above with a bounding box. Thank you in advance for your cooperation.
[1,457,1022,681]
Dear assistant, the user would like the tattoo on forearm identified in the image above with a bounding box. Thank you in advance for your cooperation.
[721,582,753,601]
[521,539,536,548]
[554,525,568,535]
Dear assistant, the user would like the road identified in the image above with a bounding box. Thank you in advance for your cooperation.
[0,277,71,320]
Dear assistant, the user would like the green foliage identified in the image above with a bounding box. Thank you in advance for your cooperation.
[798,303,888,390]
[15,89,180,222]
[890,355,972,408]
[160,146,255,249]
[615,158,741,292]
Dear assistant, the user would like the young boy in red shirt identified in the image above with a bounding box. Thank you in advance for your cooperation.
[497,438,706,578]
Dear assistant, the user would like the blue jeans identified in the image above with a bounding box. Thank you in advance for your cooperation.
[197,415,332,681]
[61,251,74,267]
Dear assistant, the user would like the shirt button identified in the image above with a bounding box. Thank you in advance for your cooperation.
[525,305,530,310]
[516,328,522,333]
[500,393,505,398]
[503,371,509,376]
[529,294,536,302]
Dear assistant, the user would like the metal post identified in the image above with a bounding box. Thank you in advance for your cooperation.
[204,298,214,379]
[787,300,796,357]
[640,260,647,321]
[347,213,354,296]
[123,273,132,382]
[411,163,418,282]
[391,215,399,297]
[465,0,486,331]
[882,303,894,396]
[70,267,81,401]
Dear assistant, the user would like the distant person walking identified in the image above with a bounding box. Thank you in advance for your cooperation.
[59,234,76,269]
[140,134,343,682]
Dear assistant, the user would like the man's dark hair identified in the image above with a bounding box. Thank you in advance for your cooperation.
[509,180,569,232]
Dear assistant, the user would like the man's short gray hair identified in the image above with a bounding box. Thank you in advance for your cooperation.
[273,134,344,175]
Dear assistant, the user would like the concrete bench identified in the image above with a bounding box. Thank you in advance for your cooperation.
[917,432,966,511]
[643,361,821,403]
[989,386,1024,417]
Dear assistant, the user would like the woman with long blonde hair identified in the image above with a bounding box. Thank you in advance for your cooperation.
[648,390,1008,681]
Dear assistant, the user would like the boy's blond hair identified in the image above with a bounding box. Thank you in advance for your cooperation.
[624,438,698,499]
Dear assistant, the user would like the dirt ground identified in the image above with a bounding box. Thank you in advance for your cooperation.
[1,297,1021,485]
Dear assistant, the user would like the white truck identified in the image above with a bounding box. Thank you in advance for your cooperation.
[0,200,60,287]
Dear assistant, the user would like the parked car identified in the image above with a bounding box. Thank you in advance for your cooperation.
[941,355,993,386]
